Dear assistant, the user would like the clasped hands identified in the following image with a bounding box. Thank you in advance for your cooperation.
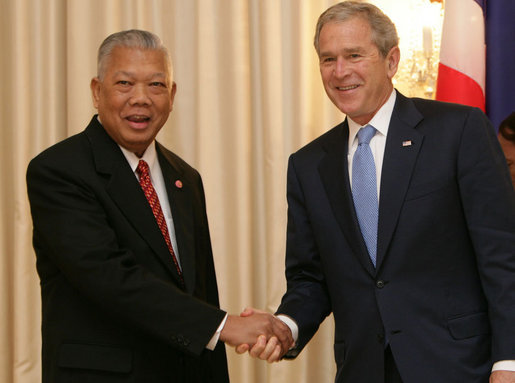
[220,307,294,363]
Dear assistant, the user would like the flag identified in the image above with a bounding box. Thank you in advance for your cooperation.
[485,0,515,130]
[436,0,485,111]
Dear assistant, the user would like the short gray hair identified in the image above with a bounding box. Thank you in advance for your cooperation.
[97,29,173,81]
[314,1,399,57]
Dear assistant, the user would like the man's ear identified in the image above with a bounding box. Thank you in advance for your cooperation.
[90,77,101,109]
[386,46,400,80]
[169,81,177,112]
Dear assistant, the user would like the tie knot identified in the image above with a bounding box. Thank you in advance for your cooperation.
[136,160,150,177]
[357,125,376,145]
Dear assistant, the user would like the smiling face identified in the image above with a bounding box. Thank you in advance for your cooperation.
[91,46,176,157]
[318,17,399,125]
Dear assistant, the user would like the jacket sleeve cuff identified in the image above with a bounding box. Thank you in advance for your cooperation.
[276,314,299,345]
[206,313,228,350]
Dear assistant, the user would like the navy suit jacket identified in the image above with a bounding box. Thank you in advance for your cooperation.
[27,116,229,383]
[277,92,515,382]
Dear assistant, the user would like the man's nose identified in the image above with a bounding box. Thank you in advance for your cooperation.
[129,84,151,105]
[334,57,349,78]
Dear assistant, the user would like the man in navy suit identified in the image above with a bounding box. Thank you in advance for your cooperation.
[27,29,292,383]
[243,2,515,382]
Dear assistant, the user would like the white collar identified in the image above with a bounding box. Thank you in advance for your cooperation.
[348,89,396,145]
[119,141,158,174]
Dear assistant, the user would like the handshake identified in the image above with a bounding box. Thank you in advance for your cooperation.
[219,307,295,363]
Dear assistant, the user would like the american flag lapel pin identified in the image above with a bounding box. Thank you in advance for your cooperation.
[402,140,412,147]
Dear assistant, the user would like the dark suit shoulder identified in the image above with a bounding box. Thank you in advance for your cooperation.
[30,130,88,165]
[407,96,487,123]
[28,116,107,169]
[26,116,127,192]
[27,132,94,185]
[393,93,493,139]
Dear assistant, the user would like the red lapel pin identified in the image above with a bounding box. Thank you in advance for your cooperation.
[175,180,183,189]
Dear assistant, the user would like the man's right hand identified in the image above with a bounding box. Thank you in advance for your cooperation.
[232,307,294,362]
[220,308,293,362]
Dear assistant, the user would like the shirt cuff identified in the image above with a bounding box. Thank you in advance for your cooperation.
[492,360,515,372]
[206,313,228,350]
[276,314,299,345]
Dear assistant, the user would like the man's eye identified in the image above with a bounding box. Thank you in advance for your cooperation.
[150,82,165,87]
[322,57,335,63]
[117,81,130,85]
[350,54,361,59]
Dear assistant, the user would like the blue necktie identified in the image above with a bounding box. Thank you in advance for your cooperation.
[352,125,378,266]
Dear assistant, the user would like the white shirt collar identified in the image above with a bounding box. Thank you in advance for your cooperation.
[348,89,396,147]
[119,142,158,175]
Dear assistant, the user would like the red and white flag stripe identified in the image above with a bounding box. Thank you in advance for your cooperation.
[436,0,485,111]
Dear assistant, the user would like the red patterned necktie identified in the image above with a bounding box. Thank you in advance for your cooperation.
[136,160,184,285]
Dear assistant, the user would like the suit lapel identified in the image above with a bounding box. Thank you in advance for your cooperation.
[376,93,424,270]
[318,121,376,276]
[157,144,197,294]
[86,118,185,287]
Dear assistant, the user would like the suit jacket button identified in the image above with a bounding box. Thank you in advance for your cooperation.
[376,280,385,289]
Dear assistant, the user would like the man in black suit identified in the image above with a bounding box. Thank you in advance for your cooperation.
[243,2,515,382]
[27,29,292,383]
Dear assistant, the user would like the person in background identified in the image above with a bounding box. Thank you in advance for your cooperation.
[26,29,292,383]
[498,112,515,188]
[241,2,515,382]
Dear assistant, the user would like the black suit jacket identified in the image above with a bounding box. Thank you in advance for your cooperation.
[277,92,515,382]
[27,116,229,383]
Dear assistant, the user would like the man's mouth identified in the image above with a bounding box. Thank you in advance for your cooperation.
[126,115,151,123]
[335,85,359,91]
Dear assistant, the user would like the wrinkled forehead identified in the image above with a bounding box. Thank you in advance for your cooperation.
[99,45,173,83]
